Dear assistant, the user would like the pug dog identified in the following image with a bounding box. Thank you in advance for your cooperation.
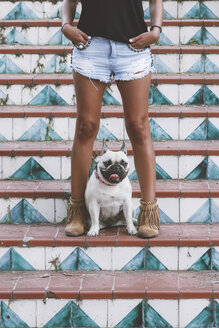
[85,140,137,237]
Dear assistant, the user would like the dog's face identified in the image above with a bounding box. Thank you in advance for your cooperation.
[97,142,129,185]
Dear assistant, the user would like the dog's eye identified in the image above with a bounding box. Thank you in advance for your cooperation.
[103,160,112,167]
[120,160,128,168]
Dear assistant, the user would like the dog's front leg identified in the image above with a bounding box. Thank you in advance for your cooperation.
[87,201,100,237]
[123,200,137,235]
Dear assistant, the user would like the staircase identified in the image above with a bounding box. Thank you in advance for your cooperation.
[0,0,218,327]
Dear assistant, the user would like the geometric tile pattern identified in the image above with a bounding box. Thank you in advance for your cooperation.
[1,301,29,328]
[0,248,35,270]
[185,87,219,106]
[18,119,63,141]
[3,2,39,20]
[186,27,219,45]
[186,119,219,140]
[183,2,218,19]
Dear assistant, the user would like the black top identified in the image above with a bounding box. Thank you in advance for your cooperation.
[77,0,148,43]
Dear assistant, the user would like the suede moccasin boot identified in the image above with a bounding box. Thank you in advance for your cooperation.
[64,197,87,236]
[137,198,160,238]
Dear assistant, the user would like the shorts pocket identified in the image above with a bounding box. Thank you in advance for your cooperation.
[127,43,150,52]
[74,39,92,51]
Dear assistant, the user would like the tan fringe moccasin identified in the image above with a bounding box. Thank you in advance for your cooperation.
[64,197,88,236]
[137,198,160,238]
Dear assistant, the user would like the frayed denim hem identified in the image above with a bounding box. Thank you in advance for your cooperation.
[72,67,111,84]
[114,67,154,82]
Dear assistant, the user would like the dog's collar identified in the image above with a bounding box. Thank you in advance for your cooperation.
[95,168,115,186]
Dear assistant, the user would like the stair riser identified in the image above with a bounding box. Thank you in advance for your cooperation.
[0,197,219,224]
[1,117,219,141]
[0,53,219,74]
[0,246,218,271]
[0,298,218,328]
[1,155,219,180]
[0,26,218,46]
[0,1,218,20]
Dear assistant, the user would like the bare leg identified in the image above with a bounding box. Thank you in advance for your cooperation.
[116,74,156,202]
[71,71,107,198]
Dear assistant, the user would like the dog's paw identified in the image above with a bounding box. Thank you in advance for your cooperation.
[127,225,138,235]
[87,226,99,237]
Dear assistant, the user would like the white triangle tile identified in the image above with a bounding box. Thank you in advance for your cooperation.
[36,299,70,327]
[54,198,68,223]
[156,156,178,179]
[209,118,219,130]
[180,198,208,223]
[45,246,77,270]
[179,155,205,178]
[21,84,45,105]
[84,247,112,270]
[180,54,202,73]
[0,248,9,260]
[207,54,219,70]
[178,1,197,18]
[207,27,219,42]
[157,198,179,223]
[149,247,178,270]
[1,85,22,105]
[38,27,60,45]
[69,118,76,140]
[28,198,55,223]
[13,247,45,270]
[155,54,179,73]
[77,300,108,328]
[127,155,135,177]
[164,1,177,18]
[25,1,44,19]
[2,156,29,178]
[99,118,124,140]
[61,156,71,179]
[179,247,210,270]
[179,299,210,328]
[161,26,179,44]
[179,117,205,140]
[148,300,178,328]
[0,198,21,222]
[108,299,142,327]
[0,118,12,140]
[152,117,179,139]
[0,2,15,18]
[179,84,201,106]
[205,1,218,16]
[3,299,37,327]
[57,85,75,105]
[13,117,42,140]
[48,117,69,140]
[112,247,143,270]
[180,26,201,44]
[157,84,179,105]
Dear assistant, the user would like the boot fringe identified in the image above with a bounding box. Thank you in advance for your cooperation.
[138,199,160,230]
[66,196,87,225]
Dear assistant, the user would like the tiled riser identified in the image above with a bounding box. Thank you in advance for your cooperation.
[0,54,219,74]
[0,1,218,20]
[1,117,219,141]
[2,155,219,180]
[0,299,218,328]
[0,246,218,271]
[0,197,219,224]
[0,84,218,106]
[0,26,218,46]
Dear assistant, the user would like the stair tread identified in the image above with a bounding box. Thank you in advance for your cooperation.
[0,179,218,197]
[0,73,218,84]
[0,223,218,247]
[0,105,219,118]
[0,45,218,54]
[0,270,218,300]
[0,140,219,156]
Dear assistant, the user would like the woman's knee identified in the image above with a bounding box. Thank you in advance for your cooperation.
[126,118,150,144]
[75,117,99,141]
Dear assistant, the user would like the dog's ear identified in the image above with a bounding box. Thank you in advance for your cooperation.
[120,141,127,155]
[101,139,109,155]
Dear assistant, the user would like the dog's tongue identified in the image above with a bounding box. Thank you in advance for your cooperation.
[109,174,119,181]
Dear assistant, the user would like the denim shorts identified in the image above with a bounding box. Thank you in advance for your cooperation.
[70,36,154,83]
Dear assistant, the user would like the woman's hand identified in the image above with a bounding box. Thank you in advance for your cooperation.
[62,24,91,44]
[129,28,160,49]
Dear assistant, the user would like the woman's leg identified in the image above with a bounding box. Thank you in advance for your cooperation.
[116,74,160,238]
[65,71,106,236]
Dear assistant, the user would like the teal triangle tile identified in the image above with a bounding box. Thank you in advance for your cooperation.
[188,249,211,270]
[129,170,138,180]
[115,301,143,327]
[149,86,173,105]
[156,32,174,46]
[0,132,8,141]
[122,249,168,270]
[0,248,35,270]
[187,27,218,45]
[18,118,63,141]
[3,2,39,20]
[149,119,172,140]
[154,57,172,73]
[0,88,15,105]
[185,301,216,328]
[0,55,23,73]
[186,55,205,73]
[47,29,72,45]
[185,86,205,105]
[28,86,68,106]
[186,119,207,140]
[144,7,173,19]
[205,56,219,73]
[212,200,219,223]
[156,162,172,179]
[187,199,211,223]
[183,2,217,19]
[0,199,49,224]
[134,206,173,223]
[214,301,219,327]
[185,157,208,179]
[10,157,54,180]
[1,301,29,328]
[41,55,56,73]
[102,90,120,105]
[57,57,72,73]
[44,301,72,327]
[58,247,101,270]
[144,302,173,328]
[5,27,32,45]
[205,87,219,106]
[207,157,219,179]
[44,300,99,327]
[96,124,118,140]
[49,7,62,19]
[212,248,219,270]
